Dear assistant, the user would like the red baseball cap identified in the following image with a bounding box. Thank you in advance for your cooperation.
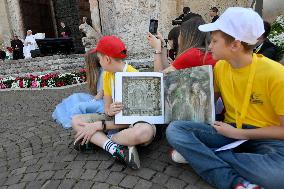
[91,35,127,59]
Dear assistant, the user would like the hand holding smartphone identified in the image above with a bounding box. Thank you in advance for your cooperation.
[149,19,158,35]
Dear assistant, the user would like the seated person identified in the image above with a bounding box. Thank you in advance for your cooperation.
[60,22,72,38]
[72,36,158,170]
[23,30,37,59]
[147,17,216,73]
[167,26,180,60]
[253,21,278,61]
[210,7,219,23]
[11,35,24,60]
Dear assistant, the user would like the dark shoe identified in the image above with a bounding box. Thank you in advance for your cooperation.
[73,139,98,153]
[113,145,140,170]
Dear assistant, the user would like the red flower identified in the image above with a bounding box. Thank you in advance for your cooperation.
[41,82,46,87]
[0,83,6,89]
[19,80,24,88]
[80,68,86,72]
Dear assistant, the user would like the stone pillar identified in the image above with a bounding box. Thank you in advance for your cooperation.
[98,0,168,59]
[0,0,12,47]
[5,0,25,39]
[263,0,284,22]
[95,0,249,59]
[89,0,102,33]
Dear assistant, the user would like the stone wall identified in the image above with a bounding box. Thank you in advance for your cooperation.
[0,0,12,48]
[0,55,85,77]
[0,54,153,78]
[178,0,249,23]
[96,0,249,59]
[5,0,24,38]
[263,0,284,22]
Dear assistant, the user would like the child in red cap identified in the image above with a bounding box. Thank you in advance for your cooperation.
[72,36,156,169]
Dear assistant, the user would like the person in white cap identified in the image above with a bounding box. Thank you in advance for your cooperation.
[166,7,284,189]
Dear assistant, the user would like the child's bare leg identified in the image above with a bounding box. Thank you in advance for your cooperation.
[111,123,155,146]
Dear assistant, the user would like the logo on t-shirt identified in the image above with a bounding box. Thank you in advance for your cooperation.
[250,92,263,105]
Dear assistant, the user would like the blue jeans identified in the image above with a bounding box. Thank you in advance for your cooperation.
[166,121,284,189]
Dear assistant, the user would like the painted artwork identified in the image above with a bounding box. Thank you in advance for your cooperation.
[114,65,214,124]
[122,76,162,116]
[164,66,215,124]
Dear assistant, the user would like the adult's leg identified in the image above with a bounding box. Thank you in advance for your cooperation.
[217,140,284,189]
[166,121,243,189]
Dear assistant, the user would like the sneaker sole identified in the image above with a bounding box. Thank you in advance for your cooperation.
[128,146,140,169]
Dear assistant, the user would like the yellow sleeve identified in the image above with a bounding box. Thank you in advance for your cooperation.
[103,72,112,97]
[127,65,139,72]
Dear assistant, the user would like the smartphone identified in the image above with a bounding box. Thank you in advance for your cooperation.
[149,19,158,35]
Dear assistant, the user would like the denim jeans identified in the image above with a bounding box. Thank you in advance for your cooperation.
[166,121,284,189]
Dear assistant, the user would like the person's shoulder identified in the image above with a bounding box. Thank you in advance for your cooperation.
[256,54,284,76]
[127,65,139,72]
[103,71,113,79]
[214,60,229,70]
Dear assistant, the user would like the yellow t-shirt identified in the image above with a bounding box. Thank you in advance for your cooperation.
[214,53,284,128]
[103,64,138,97]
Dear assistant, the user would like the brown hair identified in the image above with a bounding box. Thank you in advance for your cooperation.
[177,17,210,63]
[218,31,255,52]
[85,51,101,95]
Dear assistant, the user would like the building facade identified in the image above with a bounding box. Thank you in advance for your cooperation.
[0,0,255,58]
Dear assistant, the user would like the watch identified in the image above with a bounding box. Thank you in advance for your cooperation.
[101,120,106,132]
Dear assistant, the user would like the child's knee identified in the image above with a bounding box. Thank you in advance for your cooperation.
[166,121,180,140]
[132,123,154,143]
[71,115,81,129]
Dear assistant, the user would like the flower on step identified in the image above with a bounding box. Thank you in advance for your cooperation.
[0,69,87,89]
[11,82,19,88]
[0,83,6,89]
[30,80,39,88]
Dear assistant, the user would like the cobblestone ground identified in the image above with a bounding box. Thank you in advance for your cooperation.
[0,85,214,189]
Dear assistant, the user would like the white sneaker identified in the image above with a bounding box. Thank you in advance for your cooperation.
[127,146,141,169]
[170,149,187,163]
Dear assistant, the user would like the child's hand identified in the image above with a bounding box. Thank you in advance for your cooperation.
[156,32,166,47]
[147,32,162,51]
[108,102,123,116]
[95,90,104,100]
[212,121,245,139]
[74,122,100,144]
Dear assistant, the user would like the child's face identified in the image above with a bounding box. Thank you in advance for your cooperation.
[209,31,231,60]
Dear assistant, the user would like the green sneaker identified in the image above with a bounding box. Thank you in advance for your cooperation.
[73,139,98,153]
[113,145,140,170]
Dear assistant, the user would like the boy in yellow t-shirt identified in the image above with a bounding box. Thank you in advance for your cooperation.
[72,36,156,170]
[166,7,284,189]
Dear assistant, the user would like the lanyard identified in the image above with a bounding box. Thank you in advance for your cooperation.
[111,63,128,101]
[254,43,263,53]
[229,55,257,129]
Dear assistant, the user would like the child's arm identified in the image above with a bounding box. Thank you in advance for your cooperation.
[147,32,169,72]
[104,95,123,117]
[213,116,284,140]
[95,90,104,100]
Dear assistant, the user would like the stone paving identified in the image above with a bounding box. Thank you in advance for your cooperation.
[0,84,214,189]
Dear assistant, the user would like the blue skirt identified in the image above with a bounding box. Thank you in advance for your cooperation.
[52,93,104,128]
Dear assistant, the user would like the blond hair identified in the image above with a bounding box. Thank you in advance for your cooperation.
[85,51,101,95]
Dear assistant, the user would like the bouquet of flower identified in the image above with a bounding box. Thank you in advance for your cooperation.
[269,15,284,60]
[0,69,86,89]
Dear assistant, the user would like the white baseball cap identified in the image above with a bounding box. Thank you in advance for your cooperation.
[199,7,264,45]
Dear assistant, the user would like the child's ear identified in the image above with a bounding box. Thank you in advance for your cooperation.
[106,56,111,64]
[230,40,242,52]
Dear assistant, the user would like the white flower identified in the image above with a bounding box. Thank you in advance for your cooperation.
[11,82,19,88]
